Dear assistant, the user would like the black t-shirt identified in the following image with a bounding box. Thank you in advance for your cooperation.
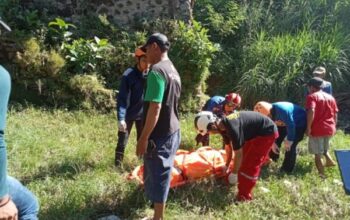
[220,111,277,150]
[143,59,181,138]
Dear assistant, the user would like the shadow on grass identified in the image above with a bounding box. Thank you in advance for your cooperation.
[21,160,96,184]
[168,178,236,213]
[38,184,148,220]
[259,159,314,180]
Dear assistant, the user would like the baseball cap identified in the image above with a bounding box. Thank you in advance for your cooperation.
[307,77,324,88]
[142,33,170,51]
[0,17,11,32]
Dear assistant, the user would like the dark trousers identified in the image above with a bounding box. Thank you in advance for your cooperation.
[269,126,306,173]
[115,120,143,164]
[196,133,225,149]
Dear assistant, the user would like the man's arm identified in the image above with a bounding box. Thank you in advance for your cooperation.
[306,108,315,136]
[136,102,161,156]
[224,144,233,168]
[335,113,337,125]
[0,147,8,199]
[232,148,243,174]
[139,102,162,141]
[116,69,132,121]
[136,70,166,156]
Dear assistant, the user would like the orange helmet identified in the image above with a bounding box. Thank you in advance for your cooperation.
[254,101,272,116]
[225,93,241,107]
[134,47,146,57]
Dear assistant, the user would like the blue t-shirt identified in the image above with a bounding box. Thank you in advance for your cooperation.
[271,102,306,141]
[321,80,332,95]
[0,65,11,198]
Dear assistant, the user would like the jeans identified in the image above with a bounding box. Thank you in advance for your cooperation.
[115,120,143,165]
[7,176,39,220]
[144,130,180,203]
[269,126,306,173]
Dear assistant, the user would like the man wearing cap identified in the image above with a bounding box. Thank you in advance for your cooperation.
[115,47,149,166]
[306,77,338,178]
[136,33,181,220]
[1,17,39,220]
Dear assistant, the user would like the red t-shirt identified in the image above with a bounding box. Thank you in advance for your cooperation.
[305,91,338,136]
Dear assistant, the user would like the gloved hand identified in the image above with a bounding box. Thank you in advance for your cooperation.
[118,120,127,132]
[284,140,293,151]
[227,173,238,185]
[271,142,279,154]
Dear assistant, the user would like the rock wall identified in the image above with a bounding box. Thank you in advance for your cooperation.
[26,0,193,25]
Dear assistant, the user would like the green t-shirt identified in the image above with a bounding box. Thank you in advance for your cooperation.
[144,70,166,103]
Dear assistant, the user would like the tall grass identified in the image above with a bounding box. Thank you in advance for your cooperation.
[236,26,350,107]
[5,108,350,219]
[202,0,350,103]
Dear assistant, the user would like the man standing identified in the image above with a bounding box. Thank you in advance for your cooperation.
[115,47,148,166]
[136,33,181,220]
[306,77,338,178]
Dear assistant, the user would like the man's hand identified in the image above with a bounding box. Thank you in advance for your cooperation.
[0,196,18,220]
[305,127,311,137]
[136,137,148,157]
[118,120,127,132]
[271,142,279,154]
[284,140,293,151]
[222,165,231,175]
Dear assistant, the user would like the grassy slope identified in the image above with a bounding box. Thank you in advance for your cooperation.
[5,108,350,220]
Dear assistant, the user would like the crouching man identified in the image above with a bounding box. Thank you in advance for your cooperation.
[194,111,278,201]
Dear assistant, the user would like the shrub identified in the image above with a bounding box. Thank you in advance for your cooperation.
[170,21,218,112]
[69,75,115,112]
[15,37,65,80]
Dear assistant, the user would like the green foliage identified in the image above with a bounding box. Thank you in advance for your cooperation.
[6,109,350,219]
[170,21,218,112]
[63,37,115,74]
[194,0,244,41]
[48,18,76,46]
[193,0,246,96]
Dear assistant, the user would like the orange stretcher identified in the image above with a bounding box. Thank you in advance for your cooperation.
[128,146,235,188]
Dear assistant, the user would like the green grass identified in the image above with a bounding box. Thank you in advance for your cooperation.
[5,108,350,219]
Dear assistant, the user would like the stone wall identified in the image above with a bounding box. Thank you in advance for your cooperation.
[26,0,193,25]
